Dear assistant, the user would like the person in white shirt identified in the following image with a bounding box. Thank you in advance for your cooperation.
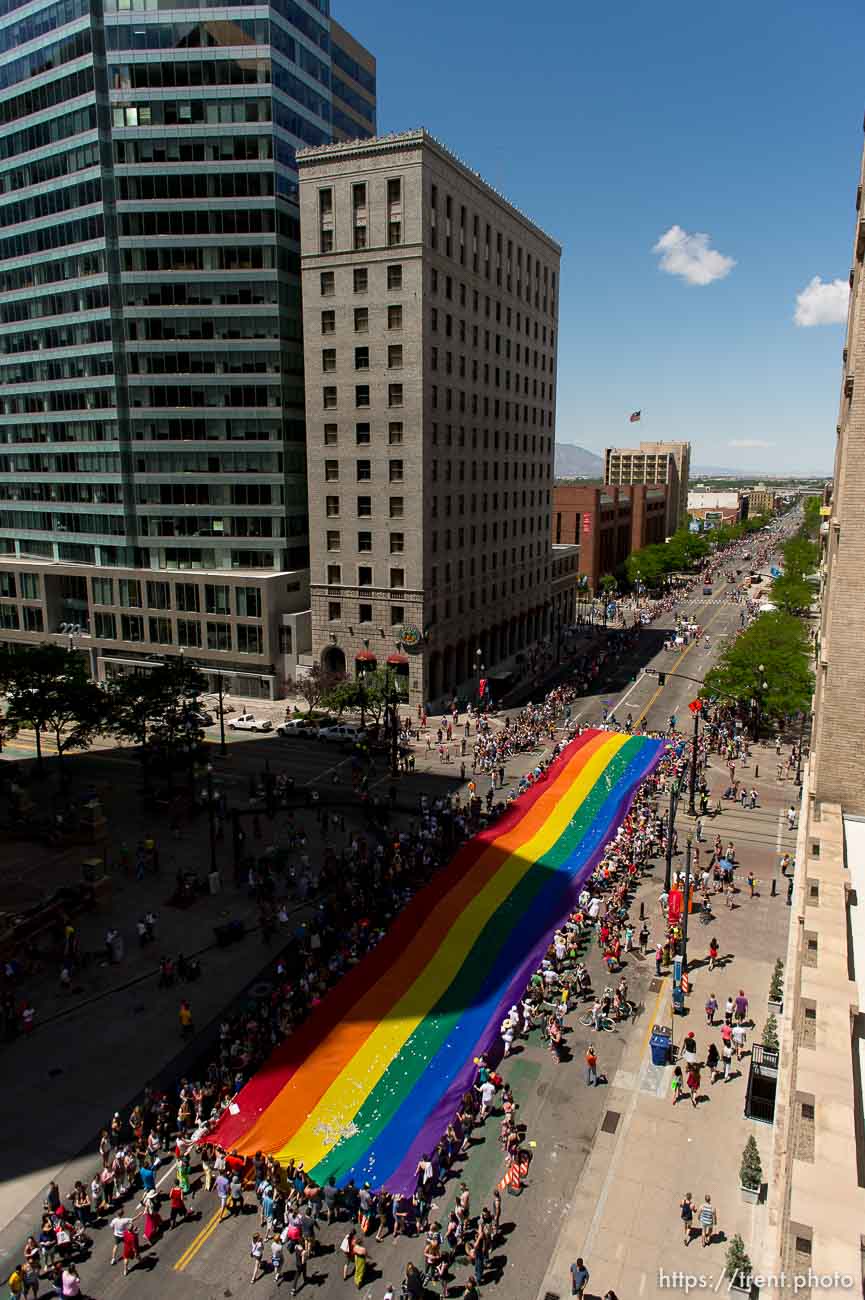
[110,1215,131,1266]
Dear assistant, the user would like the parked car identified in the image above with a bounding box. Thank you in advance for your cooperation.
[188,710,215,727]
[228,712,273,732]
[276,717,317,738]
[317,723,366,744]
[702,584,713,595]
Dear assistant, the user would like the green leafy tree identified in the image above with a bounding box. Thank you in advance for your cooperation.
[295,663,345,716]
[771,572,813,615]
[0,643,95,773]
[702,610,814,734]
[108,658,206,786]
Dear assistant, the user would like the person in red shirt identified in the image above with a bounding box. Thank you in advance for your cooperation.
[168,1185,187,1229]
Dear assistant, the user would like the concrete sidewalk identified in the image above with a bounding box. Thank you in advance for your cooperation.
[536,737,798,1300]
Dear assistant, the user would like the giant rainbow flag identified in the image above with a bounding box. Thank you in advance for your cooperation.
[211,729,662,1192]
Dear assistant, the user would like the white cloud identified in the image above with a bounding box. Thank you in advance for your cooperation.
[728,439,775,449]
[652,225,736,286]
[793,275,849,326]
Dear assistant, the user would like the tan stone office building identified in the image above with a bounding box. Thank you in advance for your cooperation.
[603,440,691,535]
[297,130,560,706]
[766,133,865,1288]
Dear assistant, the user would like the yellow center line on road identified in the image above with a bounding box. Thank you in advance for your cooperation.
[632,587,735,729]
[173,1206,223,1272]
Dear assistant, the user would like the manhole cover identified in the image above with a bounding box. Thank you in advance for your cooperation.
[650,977,663,992]
[601,1109,621,1134]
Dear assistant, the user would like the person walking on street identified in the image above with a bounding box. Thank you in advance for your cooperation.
[708,937,719,971]
[585,1044,598,1087]
[724,996,734,1026]
[671,1066,683,1106]
[732,1022,747,1061]
[721,1040,733,1082]
[734,990,749,1025]
[686,1065,701,1108]
[680,1192,695,1245]
[706,1042,720,1084]
[705,993,718,1025]
[570,1257,590,1298]
[250,1232,264,1284]
[699,1195,716,1247]
[787,804,797,831]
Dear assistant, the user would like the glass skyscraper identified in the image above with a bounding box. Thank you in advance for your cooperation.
[0,0,374,694]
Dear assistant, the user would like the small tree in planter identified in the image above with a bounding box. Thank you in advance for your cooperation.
[762,1013,779,1051]
[740,1135,762,1204]
[725,1234,753,1293]
[768,958,784,1009]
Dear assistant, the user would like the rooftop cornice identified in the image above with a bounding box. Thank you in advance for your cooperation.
[297,128,561,253]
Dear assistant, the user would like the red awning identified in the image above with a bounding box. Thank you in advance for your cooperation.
[387,653,409,666]
[355,650,377,662]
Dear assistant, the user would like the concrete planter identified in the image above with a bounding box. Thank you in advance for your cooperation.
[767,998,783,1014]
[740,1183,760,1205]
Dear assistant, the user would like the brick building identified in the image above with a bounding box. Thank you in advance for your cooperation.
[297,130,561,708]
[552,483,666,591]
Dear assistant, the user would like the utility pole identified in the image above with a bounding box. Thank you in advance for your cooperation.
[687,703,701,816]
[664,782,678,891]
[681,837,692,975]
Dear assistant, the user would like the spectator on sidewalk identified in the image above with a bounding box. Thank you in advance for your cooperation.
[570,1257,590,1298]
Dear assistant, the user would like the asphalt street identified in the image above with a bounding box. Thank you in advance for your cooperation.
[0,536,793,1300]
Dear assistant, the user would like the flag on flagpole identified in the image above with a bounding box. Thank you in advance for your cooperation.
[629,410,641,423]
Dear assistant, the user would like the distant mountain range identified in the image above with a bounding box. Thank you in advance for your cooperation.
[554,443,604,477]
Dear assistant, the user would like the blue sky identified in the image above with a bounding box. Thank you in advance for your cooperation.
[343,0,862,473]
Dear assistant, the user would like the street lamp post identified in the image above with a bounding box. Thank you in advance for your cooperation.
[681,837,692,974]
[664,781,679,892]
[205,762,217,877]
[687,704,701,817]
[475,648,483,711]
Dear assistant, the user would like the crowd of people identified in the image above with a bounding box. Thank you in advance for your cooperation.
[4,520,798,1300]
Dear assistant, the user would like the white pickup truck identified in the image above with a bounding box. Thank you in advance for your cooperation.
[228,712,273,733]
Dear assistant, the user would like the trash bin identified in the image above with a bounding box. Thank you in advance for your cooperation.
[650,1024,672,1067]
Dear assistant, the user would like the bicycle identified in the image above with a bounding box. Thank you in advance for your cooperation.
[578,1011,616,1032]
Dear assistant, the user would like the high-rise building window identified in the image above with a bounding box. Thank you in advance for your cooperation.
[320,271,335,297]
[175,583,199,613]
[237,624,263,654]
[354,346,369,370]
[93,577,114,605]
[357,531,372,552]
[354,307,368,332]
[353,225,367,250]
[388,422,403,445]
[357,496,372,518]
[324,423,338,445]
[359,602,373,623]
[325,496,340,517]
[326,530,340,550]
[121,613,144,641]
[19,573,40,600]
[321,310,335,334]
[353,267,368,293]
[205,584,230,614]
[327,564,341,584]
[324,460,339,482]
[323,386,337,409]
[352,182,366,210]
[387,264,402,290]
[320,229,334,253]
[177,618,202,647]
[390,604,404,626]
[206,621,232,651]
[22,606,43,632]
[235,586,262,618]
[389,497,404,518]
[356,460,371,482]
[149,616,172,644]
[358,565,373,586]
[388,305,402,330]
[388,384,403,407]
[390,532,404,552]
[387,178,401,205]
[389,460,404,482]
[388,221,401,246]
[390,568,405,589]
[328,601,341,621]
[118,579,141,608]
[319,188,333,217]
[355,385,370,407]
[94,611,115,638]
[146,581,170,609]
[322,348,336,372]
[355,423,371,445]
[388,345,403,368]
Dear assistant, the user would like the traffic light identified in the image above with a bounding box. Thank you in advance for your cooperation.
[658,672,667,685]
